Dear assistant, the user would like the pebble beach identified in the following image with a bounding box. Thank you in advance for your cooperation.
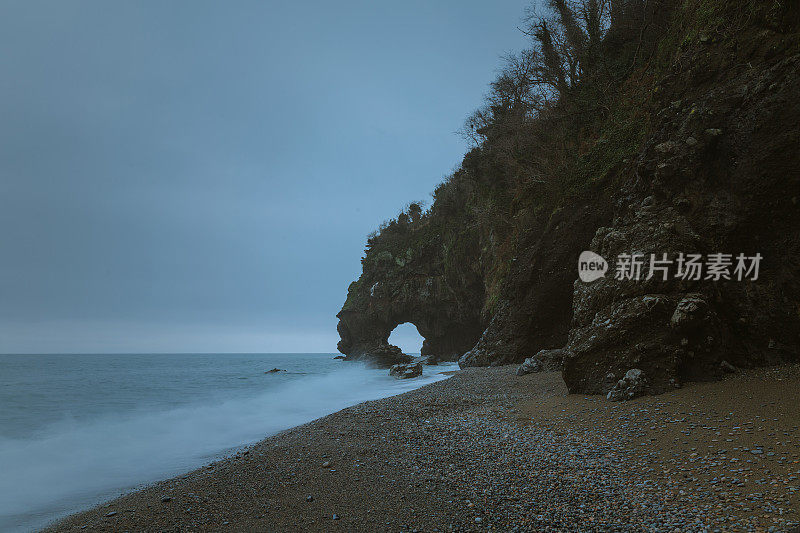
[48,365,800,532]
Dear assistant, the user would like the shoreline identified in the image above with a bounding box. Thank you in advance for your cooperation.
[47,365,800,532]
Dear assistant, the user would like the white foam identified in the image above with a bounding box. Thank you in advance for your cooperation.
[0,362,455,532]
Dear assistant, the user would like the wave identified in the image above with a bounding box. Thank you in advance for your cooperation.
[0,362,455,532]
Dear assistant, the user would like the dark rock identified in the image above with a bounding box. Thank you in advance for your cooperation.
[673,197,691,212]
[720,360,736,373]
[389,363,422,379]
[535,348,566,371]
[336,246,485,365]
[160,496,172,503]
[564,292,682,395]
[362,342,413,368]
[607,369,648,401]
[333,355,346,360]
[516,348,567,375]
[655,140,678,153]
[670,295,708,331]
[460,201,609,369]
[516,357,542,375]
[265,368,284,373]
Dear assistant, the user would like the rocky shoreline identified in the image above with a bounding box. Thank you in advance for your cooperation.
[47,364,800,532]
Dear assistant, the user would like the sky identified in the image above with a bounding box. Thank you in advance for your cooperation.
[0,0,532,354]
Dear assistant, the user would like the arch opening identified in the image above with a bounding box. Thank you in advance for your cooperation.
[388,322,424,355]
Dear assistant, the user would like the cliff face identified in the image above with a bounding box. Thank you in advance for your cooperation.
[338,0,800,391]
[564,51,800,394]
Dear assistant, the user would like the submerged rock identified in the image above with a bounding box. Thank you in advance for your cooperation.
[389,362,422,379]
[265,368,284,373]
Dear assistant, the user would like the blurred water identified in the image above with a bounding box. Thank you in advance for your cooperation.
[0,353,454,532]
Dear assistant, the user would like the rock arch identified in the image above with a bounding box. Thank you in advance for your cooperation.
[388,322,425,354]
[336,272,484,367]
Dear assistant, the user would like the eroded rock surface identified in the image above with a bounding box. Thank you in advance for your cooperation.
[564,54,800,395]
[389,363,423,379]
[606,369,648,401]
[516,349,567,376]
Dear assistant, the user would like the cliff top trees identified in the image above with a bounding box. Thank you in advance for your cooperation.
[461,0,663,148]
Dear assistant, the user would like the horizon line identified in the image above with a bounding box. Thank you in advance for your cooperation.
[0,351,344,356]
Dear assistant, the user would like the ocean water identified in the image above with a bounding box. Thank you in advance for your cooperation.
[0,353,455,532]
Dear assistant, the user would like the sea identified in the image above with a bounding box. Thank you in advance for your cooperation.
[0,353,455,532]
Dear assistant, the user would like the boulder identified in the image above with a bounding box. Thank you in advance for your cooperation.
[516,348,567,375]
[536,348,566,370]
[389,363,422,379]
[369,343,412,368]
[340,341,412,368]
[516,357,542,375]
[607,369,648,401]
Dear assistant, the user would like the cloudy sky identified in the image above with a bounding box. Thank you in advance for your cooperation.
[0,0,531,353]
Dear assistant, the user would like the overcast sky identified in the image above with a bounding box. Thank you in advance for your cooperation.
[0,0,531,354]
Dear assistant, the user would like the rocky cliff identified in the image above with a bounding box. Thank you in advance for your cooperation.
[336,202,488,367]
[337,0,800,393]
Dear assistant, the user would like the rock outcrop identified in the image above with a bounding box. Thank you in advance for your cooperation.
[339,1,800,397]
[563,52,800,395]
[336,204,487,366]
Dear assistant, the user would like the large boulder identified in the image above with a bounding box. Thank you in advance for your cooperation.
[516,348,567,376]
[389,363,422,379]
[358,342,412,368]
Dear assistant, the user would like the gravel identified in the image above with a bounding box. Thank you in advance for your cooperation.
[46,365,800,532]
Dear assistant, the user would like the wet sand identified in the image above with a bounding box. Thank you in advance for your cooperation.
[47,365,800,532]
